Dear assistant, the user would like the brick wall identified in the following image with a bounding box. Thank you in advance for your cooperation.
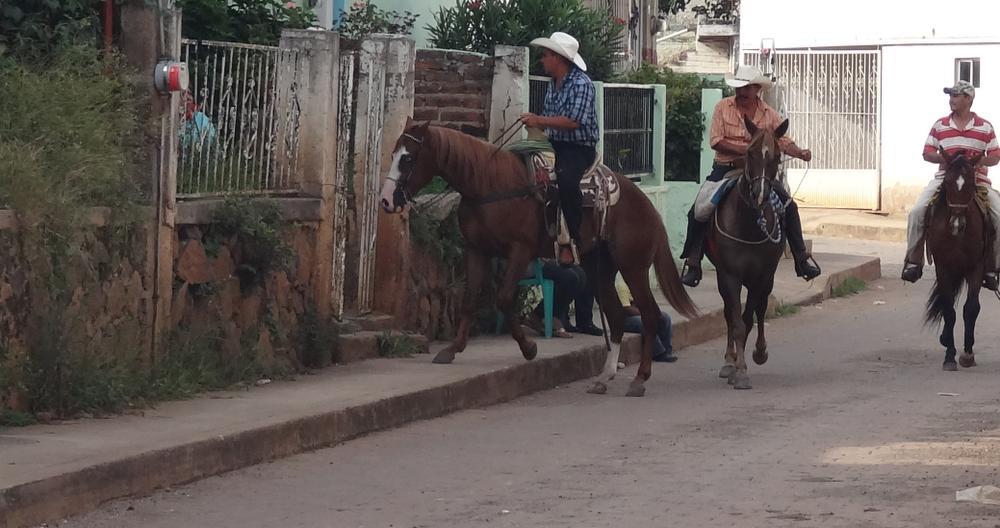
[414,49,494,139]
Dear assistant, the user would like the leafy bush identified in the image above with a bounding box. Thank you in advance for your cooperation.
[0,45,143,220]
[176,0,316,44]
[337,1,418,40]
[210,197,295,289]
[619,64,731,181]
[692,0,740,22]
[0,0,99,57]
[427,0,624,82]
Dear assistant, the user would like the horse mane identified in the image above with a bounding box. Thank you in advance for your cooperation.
[426,126,529,196]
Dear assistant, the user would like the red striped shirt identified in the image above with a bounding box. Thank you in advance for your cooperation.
[924,113,1000,185]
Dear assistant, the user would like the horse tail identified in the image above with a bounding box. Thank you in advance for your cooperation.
[654,236,701,319]
[924,279,962,326]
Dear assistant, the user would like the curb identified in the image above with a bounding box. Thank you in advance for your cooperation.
[1,345,606,528]
[805,223,906,243]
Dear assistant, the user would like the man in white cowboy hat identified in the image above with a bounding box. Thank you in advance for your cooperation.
[679,65,818,287]
[521,32,600,266]
[901,80,1000,290]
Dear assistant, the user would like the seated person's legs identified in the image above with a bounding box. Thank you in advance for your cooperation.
[902,178,942,282]
[781,199,821,281]
[681,164,734,287]
[983,187,1000,291]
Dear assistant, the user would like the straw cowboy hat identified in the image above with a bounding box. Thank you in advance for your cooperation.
[530,32,587,71]
[725,65,773,89]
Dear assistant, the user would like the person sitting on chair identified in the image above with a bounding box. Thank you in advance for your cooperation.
[901,80,1000,290]
[617,277,676,362]
[679,65,818,288]
[520,32,600,267]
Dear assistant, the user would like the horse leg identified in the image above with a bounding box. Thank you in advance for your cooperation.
[717,274,738,380]
[499,247,538,361]
[720,274,751,389]
[586,255,625,395]
[960,275,982,368]
[433,249,487,364]
[620,266,661,397]
[939,285,958,371]
[751,280,774,366]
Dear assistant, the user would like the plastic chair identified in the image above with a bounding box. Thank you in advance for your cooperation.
[495,259,554,338]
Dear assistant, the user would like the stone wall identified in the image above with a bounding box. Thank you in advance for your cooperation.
[413,49,494,139]
[0,213,154,411]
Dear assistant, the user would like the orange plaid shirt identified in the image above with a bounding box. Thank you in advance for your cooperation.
[709,97,796,165]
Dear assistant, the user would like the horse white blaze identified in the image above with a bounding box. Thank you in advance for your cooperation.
[379,146,409,213]
[957,175,966,192]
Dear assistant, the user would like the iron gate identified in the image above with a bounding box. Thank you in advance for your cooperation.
[742,49,881,209]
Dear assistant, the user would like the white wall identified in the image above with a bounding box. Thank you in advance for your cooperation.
[881,43,1000,198]
[740,0,1000,51]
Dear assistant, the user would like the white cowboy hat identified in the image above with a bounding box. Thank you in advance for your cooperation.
[725,65,773,89]
[529,32,587,72]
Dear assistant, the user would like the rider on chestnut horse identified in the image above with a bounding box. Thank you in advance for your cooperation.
[519,32,599,266]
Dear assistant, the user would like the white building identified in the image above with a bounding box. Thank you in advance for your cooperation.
[740,0,1000,212]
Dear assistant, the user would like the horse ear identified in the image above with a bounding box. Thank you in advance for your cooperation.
[405,116,414,128]
[774,118,790,139]
[970,150,984,165]
[744,115,759,136]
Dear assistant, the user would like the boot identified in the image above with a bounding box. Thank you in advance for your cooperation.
[784,201,821,281]
[901,262,923,283]
[985,272,999,291]
[680,210,708,288]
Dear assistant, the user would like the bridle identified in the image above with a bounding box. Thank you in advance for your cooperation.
[385,132,424,208]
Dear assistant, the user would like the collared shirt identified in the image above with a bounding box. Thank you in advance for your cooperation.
[542,66,600,147]
[709,96,795,165]
[924,112,1000,185]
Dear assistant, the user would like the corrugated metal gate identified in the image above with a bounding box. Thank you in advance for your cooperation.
[742,49,881,209]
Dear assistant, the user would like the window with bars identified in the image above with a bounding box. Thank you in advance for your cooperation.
[955,58,981,88]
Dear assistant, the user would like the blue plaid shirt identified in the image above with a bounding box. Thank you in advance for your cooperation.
[542,67,599,147]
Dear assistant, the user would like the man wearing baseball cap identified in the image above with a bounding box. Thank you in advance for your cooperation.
[521,32,600,266]
[679,65,818,287]
[902,80,1000,290]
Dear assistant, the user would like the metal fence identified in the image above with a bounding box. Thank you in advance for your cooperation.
[178,39,306,197]
[603,84,655,179]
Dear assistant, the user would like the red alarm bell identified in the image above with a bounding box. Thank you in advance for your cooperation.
[154,60,189,94]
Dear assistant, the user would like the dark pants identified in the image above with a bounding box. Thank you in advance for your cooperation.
[552,141,597,243]
[680,163,808,261]
[532,262,582,324]
[623,311,673,358]
[573,281,597,328]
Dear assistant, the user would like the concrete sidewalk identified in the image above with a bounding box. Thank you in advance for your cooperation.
[799,208,907,242]
[0,253,879,528]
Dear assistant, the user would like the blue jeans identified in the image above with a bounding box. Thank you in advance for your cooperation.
[622,311,673,358]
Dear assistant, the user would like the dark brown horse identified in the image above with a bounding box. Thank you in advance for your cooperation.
[705,116,789,390]
[925,148,986,371]
[379,121,698,396]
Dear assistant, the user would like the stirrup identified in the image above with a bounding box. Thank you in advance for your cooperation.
[795,254,822,281]
[901,262,922,283]
[985,272,999,292]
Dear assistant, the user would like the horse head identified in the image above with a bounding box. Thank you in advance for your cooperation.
[380,118,434,214]
[741,115,788,211]
[938,146,983,235]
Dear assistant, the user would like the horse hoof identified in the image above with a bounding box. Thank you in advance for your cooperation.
[625,380,646,397]
[719,365,736,379]
[521,340,538,361]
[753,349,768,365]
[943,361,958,372]
[587,381,608,395]
[959,354,977,368]
[432,349,456,364]
[732,373,752,390]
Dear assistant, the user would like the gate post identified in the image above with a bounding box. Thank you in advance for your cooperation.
[278,30,341,317]
[372,35,416,319]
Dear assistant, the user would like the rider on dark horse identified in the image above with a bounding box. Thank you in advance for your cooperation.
[901,80,1000,291]
[520,32,600,266]
[680,65,819,287]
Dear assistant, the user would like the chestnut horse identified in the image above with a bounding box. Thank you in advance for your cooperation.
[379,122,698,397]
[706,116,789,390]
[925,148,986,371]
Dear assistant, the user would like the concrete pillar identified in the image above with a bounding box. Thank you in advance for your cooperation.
[372,35,416,319]
[488,45,529,144]
[699,88,724,183]
[649,84,667,185]
[278,29,341,317]
[120,4,181,363]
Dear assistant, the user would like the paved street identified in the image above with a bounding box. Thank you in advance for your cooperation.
[65,238,1000,528]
